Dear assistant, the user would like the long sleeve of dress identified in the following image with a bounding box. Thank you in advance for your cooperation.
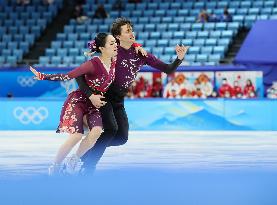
[143,53,183,74]
[42,61,95,81]
[76,75,94,98]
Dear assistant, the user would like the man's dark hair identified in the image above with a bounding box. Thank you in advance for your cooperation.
[111,17,133,37]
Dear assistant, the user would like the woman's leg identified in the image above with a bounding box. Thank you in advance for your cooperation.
[54,133,83,164]
[81,101,118,173]
[75,126,103,158]
[50,91,88,175]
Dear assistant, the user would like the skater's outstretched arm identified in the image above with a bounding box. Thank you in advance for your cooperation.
[30,61,95,81]
[143,45,189,74]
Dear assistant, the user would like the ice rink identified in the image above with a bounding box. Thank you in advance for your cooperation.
[1,131,277,205]
[1,131,277,178]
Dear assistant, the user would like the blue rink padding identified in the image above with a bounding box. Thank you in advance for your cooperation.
[0,98,276,131]
[0,68,78,98]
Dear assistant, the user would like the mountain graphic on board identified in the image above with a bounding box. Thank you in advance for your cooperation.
[148,109,251,130]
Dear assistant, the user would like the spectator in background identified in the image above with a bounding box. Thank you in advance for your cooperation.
[198,74,213,98]
[163,77,180,98]
[144,80,153,98]
[93,4,108,19]
[76,0,86,4]
[112,0,125,11]
[126,76,163,98]
[218,78,233,98]
[126,82,136,98]
[179,74,194,98]
[151,78,163,97]
[211,91,218,98]
[73,1,88,24]
[267,81,277,99]
[208,12,219,22]
[232,80,243,98]
[221,7,232,22]
[243,79,256,98]
[197,8,209,23]
[133,76,146,97]
[43,0,54,5]
[128,0,141,3]
[190,79,204,98]
[195,87,204,98]
[17,0,30,5]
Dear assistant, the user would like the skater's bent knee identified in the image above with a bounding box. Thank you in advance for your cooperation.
[112,134,128,146]
[119,137,128,145]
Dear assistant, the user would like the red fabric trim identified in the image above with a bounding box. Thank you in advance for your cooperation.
[132,42,142,47]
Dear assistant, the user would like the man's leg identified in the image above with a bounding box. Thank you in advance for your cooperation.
[108,104,129,147]
[81,101,118,173]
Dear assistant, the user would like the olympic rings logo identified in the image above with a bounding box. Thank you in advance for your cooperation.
[13,107,49,124]
[17,76,37,87]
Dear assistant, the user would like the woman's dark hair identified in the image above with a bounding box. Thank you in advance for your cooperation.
[84,32,109,56]
[94,32,109,53]
[247,79,253,85]
[111,17,133,37]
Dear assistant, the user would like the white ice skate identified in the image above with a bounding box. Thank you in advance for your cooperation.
[48,163,64,176]
[65,154,84,175]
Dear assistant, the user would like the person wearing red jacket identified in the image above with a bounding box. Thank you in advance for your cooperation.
[244,79,256,98]
[232,80,243,98]
[151,78,163,97]
[218,78,233,98]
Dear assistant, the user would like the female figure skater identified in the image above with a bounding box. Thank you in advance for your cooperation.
[30,33,117,175]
